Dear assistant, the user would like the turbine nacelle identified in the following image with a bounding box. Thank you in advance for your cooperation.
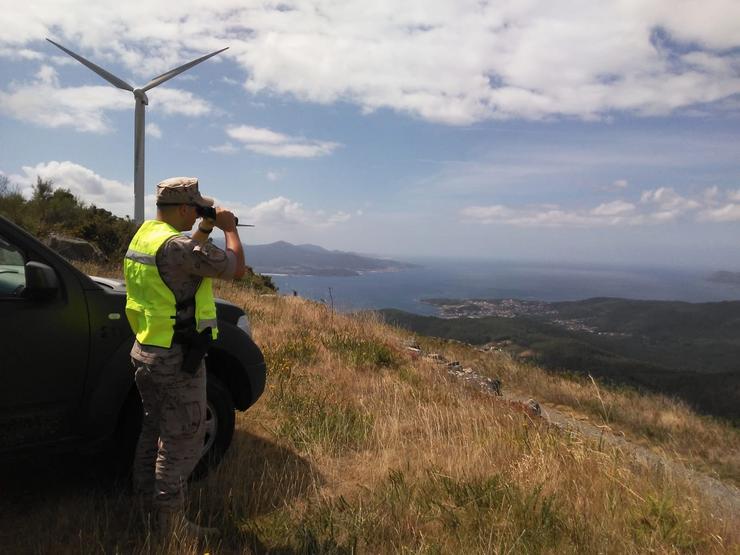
[133,89,149,105]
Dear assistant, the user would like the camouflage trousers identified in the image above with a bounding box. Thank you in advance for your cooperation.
[132,356,206,512]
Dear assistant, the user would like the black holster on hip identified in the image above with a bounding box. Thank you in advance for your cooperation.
[173,326,213,376]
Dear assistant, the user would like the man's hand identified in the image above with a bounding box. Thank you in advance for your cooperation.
[214,207,245,279]
[213,207,237,232]
[196,206,244,278]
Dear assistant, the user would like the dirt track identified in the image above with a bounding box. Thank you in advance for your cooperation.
[510,391,740,516]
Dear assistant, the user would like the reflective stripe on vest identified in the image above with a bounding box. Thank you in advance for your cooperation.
[125,249,156,266]
[124,220,219,348]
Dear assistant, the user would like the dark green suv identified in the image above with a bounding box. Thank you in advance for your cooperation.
[0,216,266,471]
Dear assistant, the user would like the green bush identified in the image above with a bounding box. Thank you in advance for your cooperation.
[0,176,137,259]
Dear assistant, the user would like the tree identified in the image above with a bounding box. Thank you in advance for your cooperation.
[31,177,53,202]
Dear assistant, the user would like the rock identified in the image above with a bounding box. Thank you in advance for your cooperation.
[46,234,106,263]
[406,346,422,358]
[509,400,541,419]
[486,378,502,396]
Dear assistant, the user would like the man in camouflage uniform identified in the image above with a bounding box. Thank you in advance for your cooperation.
[124,177,245,536]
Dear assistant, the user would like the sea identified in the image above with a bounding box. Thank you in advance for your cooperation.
[267,257,740,316]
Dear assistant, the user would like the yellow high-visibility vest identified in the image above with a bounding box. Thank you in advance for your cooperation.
[124,220,218,347]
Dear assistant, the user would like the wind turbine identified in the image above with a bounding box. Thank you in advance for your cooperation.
[46,39,228,224]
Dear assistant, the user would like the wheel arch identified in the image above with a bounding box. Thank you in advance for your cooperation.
[208,321,266,411]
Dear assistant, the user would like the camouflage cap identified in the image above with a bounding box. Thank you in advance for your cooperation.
[156,176,214,207]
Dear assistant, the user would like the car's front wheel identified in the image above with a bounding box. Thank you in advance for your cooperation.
[193,374,235,478]
[115,372,236,478]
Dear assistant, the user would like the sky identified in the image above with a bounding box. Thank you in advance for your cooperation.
[1,0,739,268]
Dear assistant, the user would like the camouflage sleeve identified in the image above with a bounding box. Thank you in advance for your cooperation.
[162,236,237,279]
[193,240,237,279]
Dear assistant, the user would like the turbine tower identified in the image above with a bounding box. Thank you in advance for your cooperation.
[47,39,228,224]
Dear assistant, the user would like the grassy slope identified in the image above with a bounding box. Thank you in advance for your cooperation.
[380,307,740,422]
[5,271,739,554]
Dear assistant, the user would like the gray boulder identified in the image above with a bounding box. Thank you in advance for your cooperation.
[46,234,106,263]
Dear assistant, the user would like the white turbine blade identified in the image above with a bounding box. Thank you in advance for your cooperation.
[46,39,134,92]
[141,47,228,91]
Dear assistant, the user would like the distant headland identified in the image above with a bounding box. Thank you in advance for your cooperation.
[707,271,740,286]
[245,241,418,277]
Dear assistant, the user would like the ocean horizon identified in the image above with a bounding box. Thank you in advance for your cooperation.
[265,257,740,316]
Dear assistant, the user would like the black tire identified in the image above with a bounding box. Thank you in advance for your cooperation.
[192,374,235,479]
[111,387,143,478]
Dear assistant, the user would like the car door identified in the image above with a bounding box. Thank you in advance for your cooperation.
[0,230,90,450]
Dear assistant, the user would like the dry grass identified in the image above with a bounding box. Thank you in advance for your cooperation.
[3,267,738,553]
[425,338,740,487]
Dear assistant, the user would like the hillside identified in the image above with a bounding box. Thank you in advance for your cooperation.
[2,263,738,554]
[0,178,277,293]
[381,299,740,422]
[244,240,417,276]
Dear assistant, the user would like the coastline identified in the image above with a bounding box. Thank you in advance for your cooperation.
[268,259,740,316]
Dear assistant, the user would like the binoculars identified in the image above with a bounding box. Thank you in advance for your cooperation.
[195,205,253,227]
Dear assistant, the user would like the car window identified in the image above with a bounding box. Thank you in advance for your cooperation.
[0,234,26,297]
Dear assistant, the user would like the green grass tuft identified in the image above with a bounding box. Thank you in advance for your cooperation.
[264,332,318,376]
[323,332,400,370]
[244,469,572,554]
[275,390,374,455]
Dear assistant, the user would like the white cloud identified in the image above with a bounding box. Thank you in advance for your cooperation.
[0,67,129,132]
[698,204,740,222]
[226,196,351,228]
[460,205,513,224]
[2,1,738,125]
[462,185,740,227]
[244,142,338,158]
[703,186,720,203]
[591,200,635,216]
[266,171,280,182]
[0,47,44,61]
[326,211,351,224]
[639,187,701,216]
[146,122,162,139]
[612,179,628,189]
[209,142,239,154]
[461,205,604,227]
[9,161,133,218]
[228,126,287,145]
[226,125,340,158]
[147,88,212,117]
[0,62,212,133]
[726,189,740,202]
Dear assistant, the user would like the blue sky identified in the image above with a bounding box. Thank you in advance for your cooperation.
[1,1,739,268]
